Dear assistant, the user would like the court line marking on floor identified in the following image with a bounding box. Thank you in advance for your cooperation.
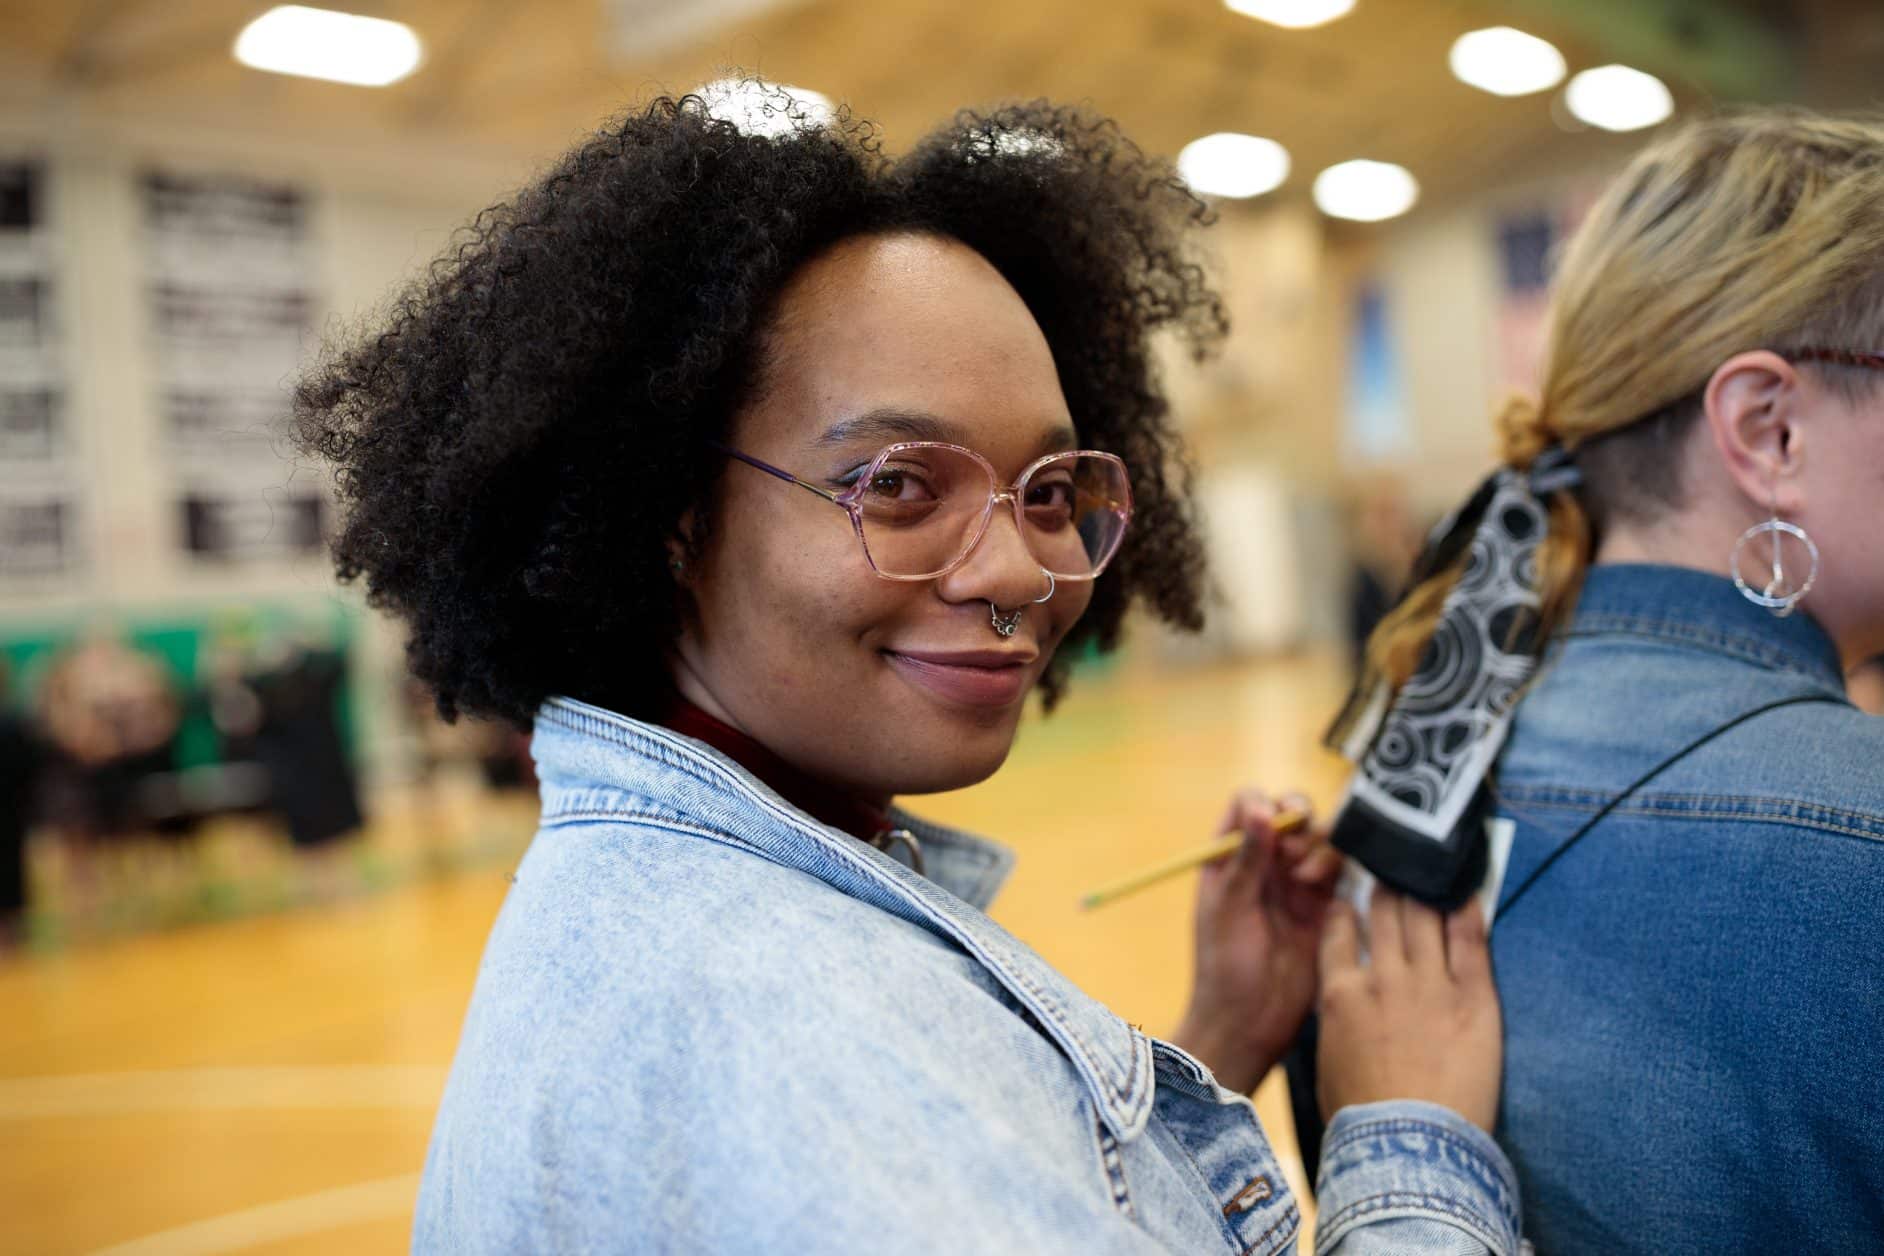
[0,1066,448,1118]
[89,1173,423,1256]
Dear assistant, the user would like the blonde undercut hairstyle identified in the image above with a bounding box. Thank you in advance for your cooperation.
[1361,107,1884,698]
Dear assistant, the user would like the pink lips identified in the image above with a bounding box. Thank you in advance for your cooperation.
[883,648,1037,709]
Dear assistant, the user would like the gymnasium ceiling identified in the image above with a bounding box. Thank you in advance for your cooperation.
[3,0,1881,211]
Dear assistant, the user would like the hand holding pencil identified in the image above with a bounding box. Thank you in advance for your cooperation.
[1080,806,1316,910]
[1107,790,1344,1095]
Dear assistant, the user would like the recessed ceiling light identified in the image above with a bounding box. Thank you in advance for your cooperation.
[1223,0,1356,31]
[233,5,422,87]
[698,79,834,138]
[1177,132,1291,199]
[1564,65,1674,132]
[1313,160,1419,222]
[1449,27,1567,97]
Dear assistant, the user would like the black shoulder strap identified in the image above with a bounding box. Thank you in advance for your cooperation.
[1497,692,1848,920]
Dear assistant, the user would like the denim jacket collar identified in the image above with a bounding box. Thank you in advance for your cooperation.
[531,697,1158,1141]
[1569,563,1847,695]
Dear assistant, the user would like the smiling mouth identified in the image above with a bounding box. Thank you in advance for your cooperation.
[881,648,1037,708]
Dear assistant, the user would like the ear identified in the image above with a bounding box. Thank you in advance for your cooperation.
[1702,350,1807,515]
[665,510,698,585]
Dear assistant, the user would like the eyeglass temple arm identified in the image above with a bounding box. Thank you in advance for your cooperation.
[715,444,843,504]
[1788,346,1884,370]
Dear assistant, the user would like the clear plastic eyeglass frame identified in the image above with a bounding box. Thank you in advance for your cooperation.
[714,440,1133,582]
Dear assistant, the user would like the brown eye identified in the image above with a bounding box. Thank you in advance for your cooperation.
[1023,476,1076,528]
[867,468,937,502]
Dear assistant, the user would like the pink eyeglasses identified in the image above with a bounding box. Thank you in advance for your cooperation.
[1789,346,1884,371]
[718,441,1133,581]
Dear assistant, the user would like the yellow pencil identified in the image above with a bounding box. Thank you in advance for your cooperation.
[1077,810,1310,911]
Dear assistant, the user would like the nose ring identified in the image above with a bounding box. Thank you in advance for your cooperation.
[988,572,1056,637]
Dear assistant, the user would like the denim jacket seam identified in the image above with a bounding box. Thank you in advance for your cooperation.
[1316,1191,1508,1253]
[1000,961,1147,1115]
[1565,613,1839,685]
[1322,1118,1517,1231]
[543,704,1012,888]
[542,799,1012,882]
[1495,788,1884,842]
[1150,1100,1266,1252]
[535,703,1151,1132]
[1326,1122,1499,1190]
[1240,1201,1302,1256]
[1149,1040,1215,1092]
[1324,1117,1492,1167]
[1092,1119,1137,1223]
[895,822,1008,914]
[539,808,626,827]
[1189,1090,1301,1255]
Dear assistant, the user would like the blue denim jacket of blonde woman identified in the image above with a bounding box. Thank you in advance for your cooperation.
[1490,564,1884,1253]
[415,698,1524,1254]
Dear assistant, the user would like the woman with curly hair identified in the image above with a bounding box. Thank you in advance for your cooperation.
[298,88,1512,1253]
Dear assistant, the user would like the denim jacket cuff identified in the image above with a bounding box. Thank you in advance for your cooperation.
[1314,1100,1522,1254]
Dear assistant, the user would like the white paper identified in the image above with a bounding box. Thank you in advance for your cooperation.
[1335,815,1517,958]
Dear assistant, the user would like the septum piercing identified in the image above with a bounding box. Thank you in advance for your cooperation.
[988,572,1056,638]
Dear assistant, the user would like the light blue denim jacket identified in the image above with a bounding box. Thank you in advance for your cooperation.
[416,698,1523,1253]
[1492,565,1884,1253]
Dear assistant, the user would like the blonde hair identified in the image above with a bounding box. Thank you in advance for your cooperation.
[1362,108,1884,695]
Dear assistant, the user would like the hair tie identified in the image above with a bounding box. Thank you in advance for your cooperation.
[1322,445,1576,906]
[1527,444,1582,494]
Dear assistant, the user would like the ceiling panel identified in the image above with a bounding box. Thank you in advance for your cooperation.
[0,0,1869,213]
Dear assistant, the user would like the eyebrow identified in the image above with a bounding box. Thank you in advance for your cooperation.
[815,407,1080,458]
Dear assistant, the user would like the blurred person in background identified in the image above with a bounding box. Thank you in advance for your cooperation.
[202,616,363,871]
[0,656,40,947]
[34,633,181,841]
[297,89,1519,1253]
[1341,474,1421,675]
[1330,109,1884,1253]
[242,630,362,852]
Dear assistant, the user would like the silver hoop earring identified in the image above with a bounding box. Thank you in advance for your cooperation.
[1031,572,1056,605]
[1731,514,1819,618]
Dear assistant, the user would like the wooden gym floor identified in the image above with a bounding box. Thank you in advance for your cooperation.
[0,652,1353,1255]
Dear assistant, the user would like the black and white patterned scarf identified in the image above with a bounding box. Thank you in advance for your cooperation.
[1324,448,1582,907]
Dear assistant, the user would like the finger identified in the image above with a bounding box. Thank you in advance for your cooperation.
[1400,892,1447,972]
[1369,887,1407,975]
[1319,900,1360,982]
[1201,791,1263,891]
[1211,793,1244,839]
[1290,844,1344,887]
[1223,792,1281,889]
[1445,900,1492,986]
[1217,788,1276,837]
[1233,818,1279,895]
[1278,791,1314,828]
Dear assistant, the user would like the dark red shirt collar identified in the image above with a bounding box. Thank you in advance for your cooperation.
[659,694,895,844]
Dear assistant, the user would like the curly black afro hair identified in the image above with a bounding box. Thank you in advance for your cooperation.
[295,86,1224,728]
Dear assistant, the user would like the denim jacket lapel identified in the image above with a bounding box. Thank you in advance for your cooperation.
[533,697,1158,1142]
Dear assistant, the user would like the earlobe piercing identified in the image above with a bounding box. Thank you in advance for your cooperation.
[1731,495,1819,617]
